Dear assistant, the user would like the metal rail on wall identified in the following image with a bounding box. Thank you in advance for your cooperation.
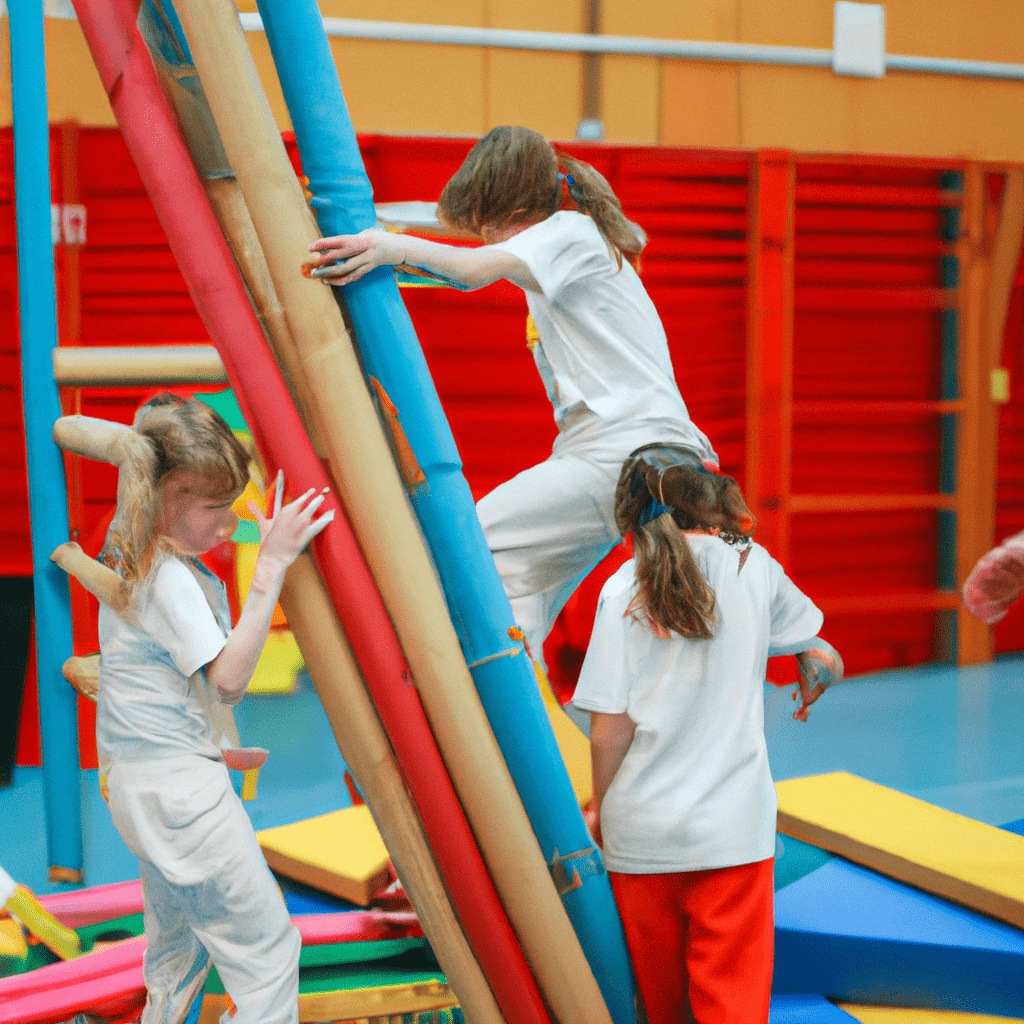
[237,14,1024,83]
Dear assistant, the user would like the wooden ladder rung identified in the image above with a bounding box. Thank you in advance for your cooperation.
[789,493,958,514]
[815,590,961,615]
[52,344,227,387]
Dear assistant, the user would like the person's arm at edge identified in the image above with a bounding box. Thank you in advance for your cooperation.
[587,710,636,847]
[308,228,540,293]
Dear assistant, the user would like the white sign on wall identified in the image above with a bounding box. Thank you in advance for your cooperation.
[51,204,87,245]
[833,2,886,78]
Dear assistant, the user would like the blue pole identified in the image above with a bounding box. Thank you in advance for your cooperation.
[9,0,83,881]
[246,3,636,1020]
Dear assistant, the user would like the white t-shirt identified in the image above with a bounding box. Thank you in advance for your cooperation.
[493,210,716,462]
[97,554,231,772]
[572,536,823,873]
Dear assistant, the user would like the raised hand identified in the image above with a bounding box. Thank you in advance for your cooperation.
[248,470,335,576]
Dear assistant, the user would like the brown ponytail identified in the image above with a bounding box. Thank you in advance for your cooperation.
[554,150,645,270]
[614,445,756,640]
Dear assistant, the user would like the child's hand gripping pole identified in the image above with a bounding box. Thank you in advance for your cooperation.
[0,864,81,961]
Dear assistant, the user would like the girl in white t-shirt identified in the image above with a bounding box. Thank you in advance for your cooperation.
[55,394,333,1024]
[572,444,842,1024]
[308,125,719,669]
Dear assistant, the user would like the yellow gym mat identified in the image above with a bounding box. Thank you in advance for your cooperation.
[257,804,391,906]
[839,1005,1024,1023]
[776,772,1024,928]
[534,662,593,807]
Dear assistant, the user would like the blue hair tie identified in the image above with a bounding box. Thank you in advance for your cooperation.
[638,498,671,527]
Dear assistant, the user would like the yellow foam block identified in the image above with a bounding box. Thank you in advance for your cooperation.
[0,918,27,959]
[257,804,391,906]
[776,772,1024,929]
[247,627,304,695]
[534,662,593,807]
[840,1004,1024,1024]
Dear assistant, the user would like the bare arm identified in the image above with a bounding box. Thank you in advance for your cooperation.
[587,710,637,846]
[205,472,333,704]
[308,228,540,293]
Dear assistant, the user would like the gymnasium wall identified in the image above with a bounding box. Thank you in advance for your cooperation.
[3,2,1024,159]
[6,127,1024,767]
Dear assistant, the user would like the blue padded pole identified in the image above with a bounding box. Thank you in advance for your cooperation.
[9,0,83,880]
[250,2,636,1020]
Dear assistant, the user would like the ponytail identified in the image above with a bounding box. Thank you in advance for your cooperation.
[555,151,646,271]
[102,430,161,587]
[614,444,756,640]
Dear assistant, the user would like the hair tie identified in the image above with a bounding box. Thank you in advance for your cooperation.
[638,497,670,527]
[656,465,670,504]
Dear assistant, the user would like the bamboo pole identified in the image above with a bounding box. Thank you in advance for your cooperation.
[277,555,487,1023]
[170,2,612,1021]
[66,6,506,1018]
[52,345,227,387]
[134,11,538,1021]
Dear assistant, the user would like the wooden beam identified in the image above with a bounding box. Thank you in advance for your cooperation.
[957,167,1024,664]
[746,150,795,565]
[816,590,961,616]
[52,344,228,386]
[789,493,958,514]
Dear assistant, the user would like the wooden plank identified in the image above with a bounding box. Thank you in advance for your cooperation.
[745,150,795,564]
[789,493,958,513]
[794,286,957,309]
[776,772,1024,930]
[795,182,963,208]
[815,590,960,615]
[956,166,1024,664]
[52,344,228,386]
[793,400,964,419]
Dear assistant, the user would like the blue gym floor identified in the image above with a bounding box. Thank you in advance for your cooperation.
[4,654,1024,897]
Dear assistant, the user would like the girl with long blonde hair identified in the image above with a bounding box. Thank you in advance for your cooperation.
[69,393,333,1024]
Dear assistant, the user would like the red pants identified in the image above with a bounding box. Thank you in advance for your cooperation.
[609,858,774,1024]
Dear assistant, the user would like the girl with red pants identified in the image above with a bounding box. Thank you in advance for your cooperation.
[572,444,842,1024]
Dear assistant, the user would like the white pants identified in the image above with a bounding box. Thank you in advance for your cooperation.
[106,756,300,1024]
[477,443,625,670]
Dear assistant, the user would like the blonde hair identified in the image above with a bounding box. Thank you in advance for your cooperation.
[614,445,756,640]
[437,125,645,270]
[102,393,250,591]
